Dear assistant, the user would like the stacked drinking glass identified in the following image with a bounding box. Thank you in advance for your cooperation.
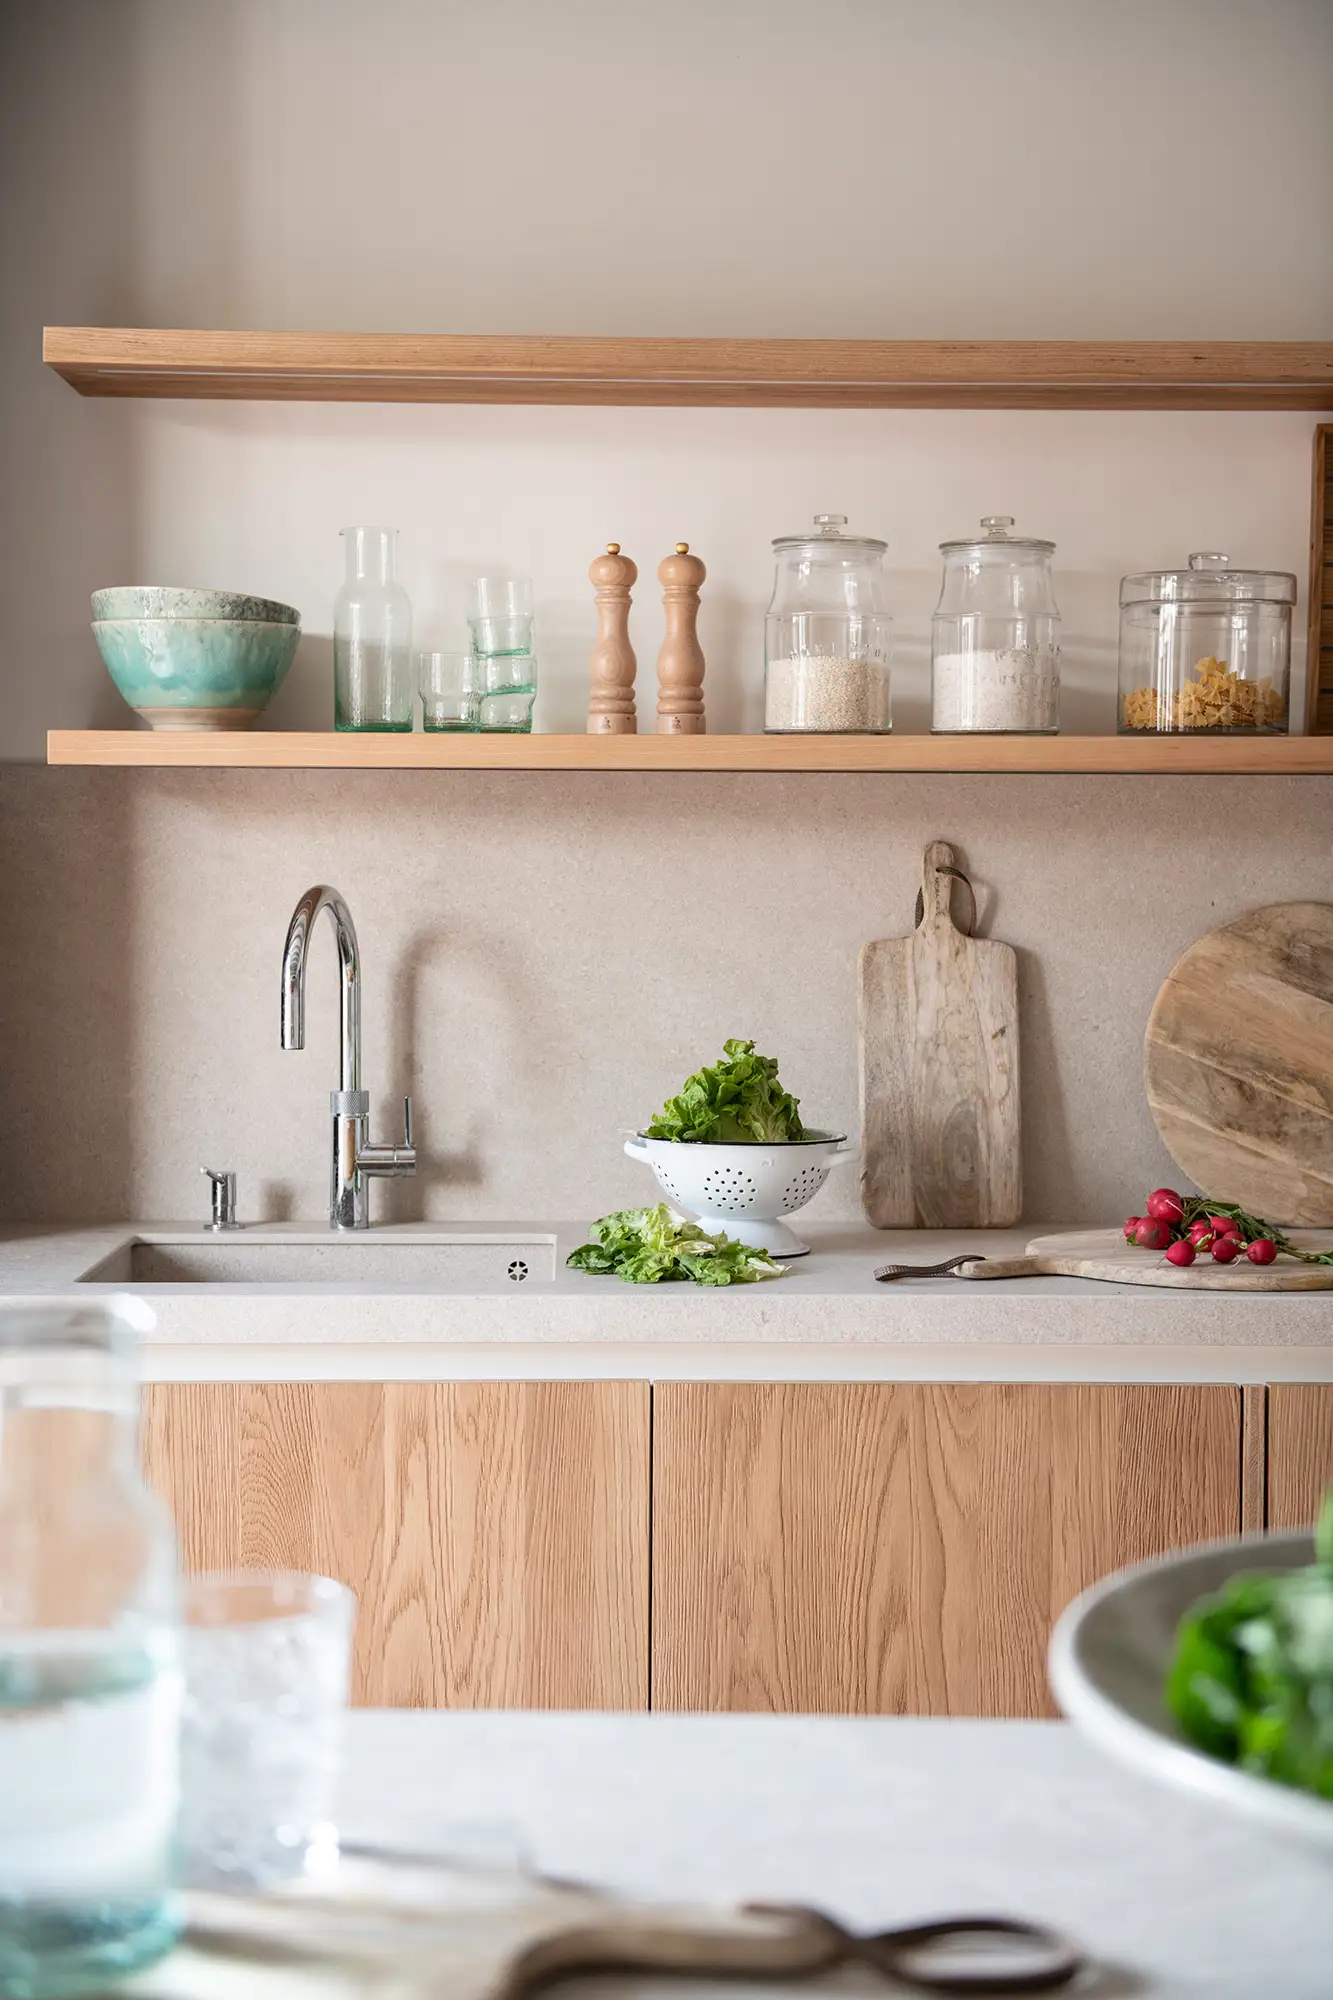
[469,578,537,733]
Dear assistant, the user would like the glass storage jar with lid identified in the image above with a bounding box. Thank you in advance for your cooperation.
[764,514,891,733]
[931,516,1060,733]
[1118,552,1295,733]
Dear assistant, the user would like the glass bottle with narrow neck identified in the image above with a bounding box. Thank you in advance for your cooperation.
[334,526,414,731]
[0,1300,181,1996]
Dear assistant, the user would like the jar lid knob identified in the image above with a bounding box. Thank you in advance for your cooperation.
[675,542,689,554]
[813,514,848,536]
[606,542,621,555]
[980,515,1015,539]
[1188,551,1230,570]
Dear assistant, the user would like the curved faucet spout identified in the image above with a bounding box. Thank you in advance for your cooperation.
[280,884,361,1093]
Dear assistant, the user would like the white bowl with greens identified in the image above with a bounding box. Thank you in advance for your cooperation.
[622,1039,856,1256]
[1050,1506,1333,1852]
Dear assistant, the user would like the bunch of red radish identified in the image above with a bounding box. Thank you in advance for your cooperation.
[1123,1189,1277,1268]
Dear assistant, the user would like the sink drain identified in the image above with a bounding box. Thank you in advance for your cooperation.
[507,1260,529,1283]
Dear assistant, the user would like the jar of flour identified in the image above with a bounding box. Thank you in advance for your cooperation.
[931,516,1061,733]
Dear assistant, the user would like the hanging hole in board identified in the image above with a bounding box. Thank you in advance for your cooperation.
[915,864,977,937]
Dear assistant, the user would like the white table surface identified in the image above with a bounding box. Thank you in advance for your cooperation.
[334,1710,1333,1999]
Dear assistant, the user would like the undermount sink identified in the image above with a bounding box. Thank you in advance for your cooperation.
[78,1232,557,1286]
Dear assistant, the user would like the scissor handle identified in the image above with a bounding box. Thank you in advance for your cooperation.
[745,1906,1082,1996]
[857,1915,1083,1995]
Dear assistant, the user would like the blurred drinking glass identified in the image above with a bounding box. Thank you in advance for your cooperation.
[180,1571,354,1891]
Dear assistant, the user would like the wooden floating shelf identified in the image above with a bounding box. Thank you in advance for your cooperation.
[42,329,1333,410]
[45,731,1333,773]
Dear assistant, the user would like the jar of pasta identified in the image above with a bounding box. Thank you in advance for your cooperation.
[1118,553,1295,733]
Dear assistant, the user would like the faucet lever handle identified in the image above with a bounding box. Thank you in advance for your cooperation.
[402,1096,413,1149]
[200,1167,239,1231]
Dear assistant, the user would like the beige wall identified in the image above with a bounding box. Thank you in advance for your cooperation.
[3,0,1332,757]
[3,766,1331,1226]
[1,0,1331,1224]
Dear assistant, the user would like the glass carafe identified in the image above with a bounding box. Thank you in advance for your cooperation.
[334,527,414,731]
[0,1300,181,1997]
[931,516,1061,733]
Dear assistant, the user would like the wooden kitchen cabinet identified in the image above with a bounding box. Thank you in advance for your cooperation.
[651,1383,1240,1718]
[142,1381,650,1710]
[1267,1385,1333,1529]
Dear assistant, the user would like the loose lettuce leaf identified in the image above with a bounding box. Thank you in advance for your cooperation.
[567,1203,783,1286]
[1166,1490,1333,1800]
[644,1039,805,1144]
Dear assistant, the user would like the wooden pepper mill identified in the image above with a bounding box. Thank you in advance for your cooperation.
[586,543,638,734]
[655,542,706,735]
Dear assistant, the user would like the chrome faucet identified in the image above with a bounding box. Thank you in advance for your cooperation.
[280,885,416,1229]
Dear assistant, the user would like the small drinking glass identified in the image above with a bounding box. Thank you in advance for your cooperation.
[476,652,537,733]
[469,577,534,658]
[180,1572,354,1891]
[419,650,479,731]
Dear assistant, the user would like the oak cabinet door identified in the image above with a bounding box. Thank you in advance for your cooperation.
[1268,1385,1333,1529]
[651,1382,1239,1717]
[143,1381,650,1709]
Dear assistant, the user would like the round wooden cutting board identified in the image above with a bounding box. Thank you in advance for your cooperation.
[1144,901,1333,1225]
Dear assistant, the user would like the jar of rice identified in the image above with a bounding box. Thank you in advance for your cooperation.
[764,515,892,733]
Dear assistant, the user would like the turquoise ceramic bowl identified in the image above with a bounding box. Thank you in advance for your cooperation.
[91,586,300,625]
[92,617,301,730]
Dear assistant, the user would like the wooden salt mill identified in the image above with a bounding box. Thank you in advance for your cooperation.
[586,543,638,734]
[655,542,706,735]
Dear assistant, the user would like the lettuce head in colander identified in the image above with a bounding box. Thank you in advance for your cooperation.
[644,1039,805,1145]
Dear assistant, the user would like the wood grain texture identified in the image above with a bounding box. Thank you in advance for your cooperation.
[860,841,1020,1227]
[959,1227,1333,1290]
[654,545,707,734]
[42,328,1333,408]
[1267,1385,1333,1529]
[1241,1385,1268,1532]
[1307,425,1332,733]
[142,1381,649,1708]
[46,730,1333,772]
[651,1383,1240,1717]
[586,545,638,734]
[1144,901,1333,1224]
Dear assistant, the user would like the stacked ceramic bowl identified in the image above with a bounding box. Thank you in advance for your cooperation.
[91,586,301,730]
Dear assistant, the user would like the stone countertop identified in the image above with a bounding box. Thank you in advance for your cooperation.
[2,1220,1331,1382]
[129,1711,1333,1998]
[330,1711,1333,1998]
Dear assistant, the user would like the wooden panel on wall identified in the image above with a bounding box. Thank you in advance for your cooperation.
[142,1381,650,1709]
[1308,424,1333,733]
[1267,1385,1333,1529]
[44,729,1333,773]
[42,328,1333,410]
[651,1383,1239,1718]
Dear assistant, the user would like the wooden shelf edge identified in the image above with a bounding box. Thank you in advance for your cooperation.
[44,730,1333,774]
[42,329,1333,410]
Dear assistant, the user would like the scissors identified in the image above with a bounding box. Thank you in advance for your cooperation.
[746,1903,1084,1994]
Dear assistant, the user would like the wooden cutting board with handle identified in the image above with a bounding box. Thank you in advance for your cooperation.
[1144,901,1333,1225]
[131,1854,1082,1997]
[859,840,1021,1228]
[944,1226,1333,1290]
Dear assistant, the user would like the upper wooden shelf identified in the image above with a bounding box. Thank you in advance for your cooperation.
[42,329,1333,410]
[45,731,1333,773]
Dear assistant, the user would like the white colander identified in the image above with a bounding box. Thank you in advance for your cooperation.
[623,1131,857,1256]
